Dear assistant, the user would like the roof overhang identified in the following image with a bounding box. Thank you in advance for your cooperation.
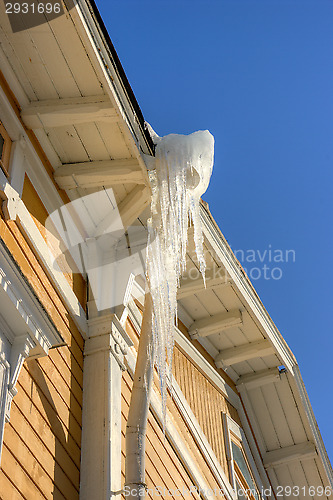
[176,202,333,492]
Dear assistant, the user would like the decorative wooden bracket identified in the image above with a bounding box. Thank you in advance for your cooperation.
[5,335,35,422]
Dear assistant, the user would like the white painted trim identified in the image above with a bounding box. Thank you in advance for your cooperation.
[5,334,34,419]
[0,296,61,465]
[110,185,149,230]
[177,301,194,328]
[0,46,30,113]
[19,141,64,215]
[8,140,26,198]
[178,276,230,299]
[0,84,27,142]
[223,413,268,500]
[126,299,142,334]
[237,404,272,493]
[238,389,267,455]
[80,314,132,499]
[0,320,12,355]
[0,238,63,350]
[0,82,63,216]
[236,369,280,391]
[73,0,153,163]
[0,353,10,465]
[222,413,236,490]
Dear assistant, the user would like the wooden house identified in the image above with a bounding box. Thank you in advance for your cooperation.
[0,1,331,499]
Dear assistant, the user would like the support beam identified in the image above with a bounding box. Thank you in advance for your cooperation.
[54,159,144,189]
[236,368,280,391]
[215,339,274,367]
[263,442,317,468]
[117,185,150,230]
[178,275,230,300]
[94,185,150,236]
[21,95,119,129]
[189,309,242,339]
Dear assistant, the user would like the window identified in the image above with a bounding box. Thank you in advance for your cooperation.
[222,413,263,500]
[0,121,12,176]
[231,439,259,500]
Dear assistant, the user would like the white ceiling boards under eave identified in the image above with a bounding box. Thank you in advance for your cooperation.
[0,0,151,212]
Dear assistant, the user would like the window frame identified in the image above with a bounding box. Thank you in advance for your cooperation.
[0,121,12,176]
[222,412,265,500]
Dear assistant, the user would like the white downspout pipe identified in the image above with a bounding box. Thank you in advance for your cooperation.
[125,292,154,499]
[124,128,213,498]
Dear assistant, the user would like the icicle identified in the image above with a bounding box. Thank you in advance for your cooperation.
[146,126,214,427]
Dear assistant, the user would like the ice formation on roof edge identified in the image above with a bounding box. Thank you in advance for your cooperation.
[145,124,214,424]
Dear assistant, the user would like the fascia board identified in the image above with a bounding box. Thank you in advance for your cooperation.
[292,367,333,487]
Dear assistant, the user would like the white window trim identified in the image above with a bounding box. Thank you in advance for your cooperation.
[222,412,267,500]
[0,237,65,463]
[0,352,10,460]
[0,238,64,352]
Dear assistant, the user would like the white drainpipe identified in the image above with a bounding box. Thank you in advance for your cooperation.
[125,292,154,499]
[124,129,214,498]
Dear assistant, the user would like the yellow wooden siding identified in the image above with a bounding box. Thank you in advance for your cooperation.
[121,370,201,500]
[125,312,242,487]
[124,318,232,497]
[173,344,242,479]
[0,217,84,357]
[21,175,86,309]
[0,212,83,497]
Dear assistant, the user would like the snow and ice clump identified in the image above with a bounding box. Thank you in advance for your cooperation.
[145,125,214,423]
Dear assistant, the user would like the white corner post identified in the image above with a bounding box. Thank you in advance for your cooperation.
[80,314,133,500]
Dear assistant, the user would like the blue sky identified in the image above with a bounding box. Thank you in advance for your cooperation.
[95,0,333,462]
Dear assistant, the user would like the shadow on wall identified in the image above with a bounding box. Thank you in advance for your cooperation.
[23,340,82,499]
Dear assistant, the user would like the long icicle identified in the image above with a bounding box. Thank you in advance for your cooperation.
[146,127,214,427]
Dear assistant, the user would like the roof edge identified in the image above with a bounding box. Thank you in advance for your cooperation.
[76,0,155,155]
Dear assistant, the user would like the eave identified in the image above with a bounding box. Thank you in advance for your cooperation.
[176,202,333,492]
